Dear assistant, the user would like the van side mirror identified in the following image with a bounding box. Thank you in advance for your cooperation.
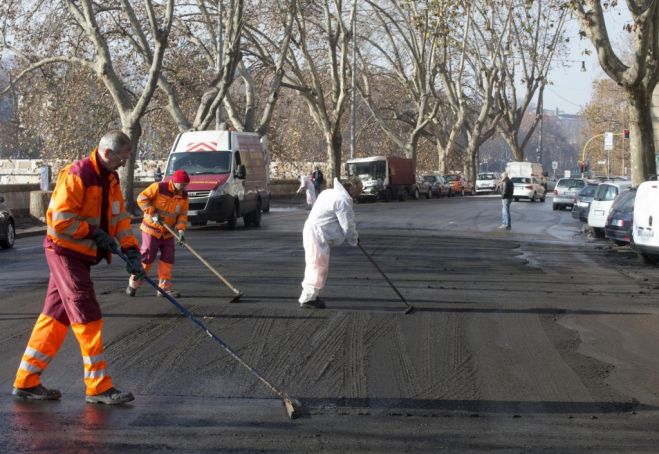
[235,164,247,179]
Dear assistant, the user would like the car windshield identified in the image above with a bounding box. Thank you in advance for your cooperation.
[611,189,636,210]
[478,174,495,180]
[423,176,436,183]
[166,151,232,175]
[511,177,530,184]
[444,175,458,181]
[557,179,585,189]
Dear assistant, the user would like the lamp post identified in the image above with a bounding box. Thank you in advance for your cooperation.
[350,0,357,160]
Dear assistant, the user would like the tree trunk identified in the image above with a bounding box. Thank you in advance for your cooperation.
[118,122,143,214]
[330,129,343,181]
[627,86,656,185]
[502,134,524,161]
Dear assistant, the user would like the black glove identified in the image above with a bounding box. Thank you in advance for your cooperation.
[91,228,114,251]
[125,249,146,280]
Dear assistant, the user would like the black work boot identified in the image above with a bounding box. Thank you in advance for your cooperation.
[299,298,326,309]
[125,285,137,297]
[85,387,134,405]
[13,384,62,400]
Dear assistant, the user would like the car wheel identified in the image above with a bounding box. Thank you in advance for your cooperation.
[638,251,658,265]
[413,188,420,200]
[552,204,558,211]
[530,192,536,203]
[513,197,519,202]
[226,204,238,230]
[191,220,207,226]
[593,227,605,238]
[461,188,465,196]
[385,188,393,202]
[426,190,432,199]
[0,221,15,249]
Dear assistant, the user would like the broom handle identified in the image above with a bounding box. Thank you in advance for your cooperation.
[161,223,241,295]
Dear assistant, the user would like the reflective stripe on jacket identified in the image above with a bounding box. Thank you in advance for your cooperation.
[46,149,138,261]
[138,181,189,239]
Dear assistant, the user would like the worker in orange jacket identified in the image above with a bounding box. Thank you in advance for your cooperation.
[126,169,190,297]
[13,130,145,405]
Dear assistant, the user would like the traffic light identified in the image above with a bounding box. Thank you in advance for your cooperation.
[624,129,630,139]
[578,161,584,172]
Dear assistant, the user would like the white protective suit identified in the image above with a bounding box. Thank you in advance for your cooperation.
[299,178,359,303]
[297,175,316,206]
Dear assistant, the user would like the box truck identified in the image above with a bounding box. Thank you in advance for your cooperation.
[163,130,270,229]
[505,161,548,189]
[345,156,418,201]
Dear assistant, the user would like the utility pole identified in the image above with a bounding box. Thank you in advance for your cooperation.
[350,0,357,160]
[536,95,543,164]
[216,0,224,130]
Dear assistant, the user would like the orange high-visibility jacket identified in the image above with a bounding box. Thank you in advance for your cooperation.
[138,181,189,239]
[46,149,138,260]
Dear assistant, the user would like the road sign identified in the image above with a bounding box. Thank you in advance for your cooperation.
[564,170,571,178]
[604,132,613,150]
[597,160,606,165]
[552,161,558,170]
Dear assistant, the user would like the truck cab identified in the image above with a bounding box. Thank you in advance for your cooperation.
[164,130,270,229]
[345,156,418,202]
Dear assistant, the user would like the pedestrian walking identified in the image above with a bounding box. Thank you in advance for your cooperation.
[126,169,190,298]
[297,174,316,208]
[153,166,163,182]
[13,130,145,405]
[298,178,362,308]
[500,172,513,230]
[311,166,325,196]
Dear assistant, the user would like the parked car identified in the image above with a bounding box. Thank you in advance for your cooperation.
[511,177,546,202]
[605,188,636,246]
[588,181,633,238]
[571,183,599,222]
[0,193,16,249]
[422,175,451,197]
[475,172,499,194]
[444,174,474,196]
[416,176,433,199]
[552,177,587,211]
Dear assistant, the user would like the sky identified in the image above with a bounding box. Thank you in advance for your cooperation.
[543,7,633,115]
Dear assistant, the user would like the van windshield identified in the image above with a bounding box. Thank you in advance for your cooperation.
[166,151,232,175]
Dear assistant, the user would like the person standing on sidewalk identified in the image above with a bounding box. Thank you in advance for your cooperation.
[312,166,325,196]
[499,172,514,230]
[126,169,190,298]
[13,130,145,405]
[298,178,361,309]
[297,173,317,208]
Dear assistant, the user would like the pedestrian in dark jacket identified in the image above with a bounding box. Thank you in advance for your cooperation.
[500,172,513,230]
[312,166,324,196]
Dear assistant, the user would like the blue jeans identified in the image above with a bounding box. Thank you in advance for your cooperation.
[501,198,512,227]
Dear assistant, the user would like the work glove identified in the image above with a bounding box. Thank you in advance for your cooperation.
[176,230,185,245]
[91,228,114,252]
[125,248,146,280]
[151,214,162,225]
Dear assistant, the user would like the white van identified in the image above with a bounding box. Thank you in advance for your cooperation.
[164,130,270,229]
[505,161,548,189]
[587,181,632,237]
[632,180,659,263]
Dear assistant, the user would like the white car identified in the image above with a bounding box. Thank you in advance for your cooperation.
[587,181,633,237]
[475,172,498,194]
[511,177,546,202]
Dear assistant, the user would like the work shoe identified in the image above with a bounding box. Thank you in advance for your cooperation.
[125,285,137,297]
[85,387,134,405]
[156,289,180,298]
[299,298,326,309]
[498,224,507,229]
[12,384,62,400]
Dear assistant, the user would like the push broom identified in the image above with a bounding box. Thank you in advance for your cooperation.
[111,244,301,419]
[161,223,243,303]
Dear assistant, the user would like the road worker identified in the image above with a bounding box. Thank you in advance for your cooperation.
[297,173,316,208]
[13,130,145,405]
[298,177,361,308]
[126,169,190,297]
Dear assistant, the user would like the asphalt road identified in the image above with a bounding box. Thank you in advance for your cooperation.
[2,194,659,452]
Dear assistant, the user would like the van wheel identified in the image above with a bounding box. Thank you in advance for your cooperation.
[399,190,408,202]
[226,204,238,230]
[384,188,393,202]
[513,197,519,202]
[191,220,207,226]
[638,251,658,265]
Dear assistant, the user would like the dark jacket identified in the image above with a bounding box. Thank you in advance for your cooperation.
[502,178,514,199]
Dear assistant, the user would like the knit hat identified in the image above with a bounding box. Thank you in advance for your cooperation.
[173,169,190,183]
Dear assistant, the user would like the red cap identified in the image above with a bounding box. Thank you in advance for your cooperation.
[172,169,190,183]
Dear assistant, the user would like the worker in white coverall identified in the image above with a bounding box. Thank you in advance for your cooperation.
[299,177,362,309]
[297,174,316,208]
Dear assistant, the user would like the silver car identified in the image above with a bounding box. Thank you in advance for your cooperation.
[512,177,546,202]
[552,178,587,211]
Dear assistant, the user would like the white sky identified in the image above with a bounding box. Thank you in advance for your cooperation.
[544,7,633,115]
